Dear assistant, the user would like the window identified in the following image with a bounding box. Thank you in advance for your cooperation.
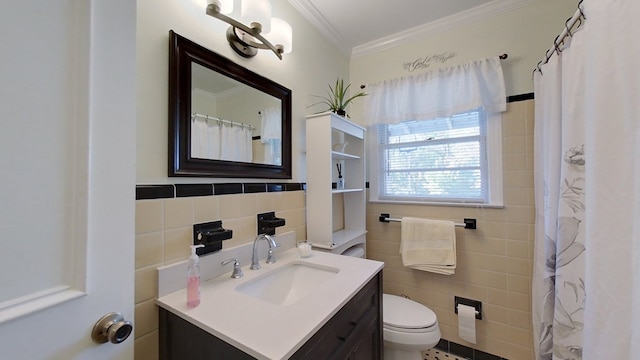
[369,108,503,206]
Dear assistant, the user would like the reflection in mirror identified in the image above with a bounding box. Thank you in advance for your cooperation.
[191,63,282,165]
[169,30,292,178]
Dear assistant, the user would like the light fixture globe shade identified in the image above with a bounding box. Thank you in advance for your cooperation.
[206,0,233,14]
[266,18,292,54]
[241,0,272,33]
[218,0,234,14]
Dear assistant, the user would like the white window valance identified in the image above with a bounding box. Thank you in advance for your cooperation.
[363,57,507,126]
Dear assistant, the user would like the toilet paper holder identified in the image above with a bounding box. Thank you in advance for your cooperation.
[454,296,482,320]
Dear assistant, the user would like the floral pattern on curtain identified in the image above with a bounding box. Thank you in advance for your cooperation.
[533,20,587,360]
[536,148,586,359]
[534,2,640,359]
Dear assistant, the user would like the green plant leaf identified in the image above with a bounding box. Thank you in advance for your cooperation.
[307,77,367,113]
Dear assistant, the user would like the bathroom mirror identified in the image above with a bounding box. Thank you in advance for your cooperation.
[169,30,292,178]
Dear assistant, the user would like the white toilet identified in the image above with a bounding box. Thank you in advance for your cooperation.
[383,293,441,360]
[340,246,441,360]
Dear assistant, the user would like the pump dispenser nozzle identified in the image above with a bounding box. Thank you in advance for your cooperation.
[187,244,205,308]
[189,244,204,258]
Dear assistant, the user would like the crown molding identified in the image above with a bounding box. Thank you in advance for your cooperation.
[288,0,352,56]
[289,0,539,58]
[351,0,539,58]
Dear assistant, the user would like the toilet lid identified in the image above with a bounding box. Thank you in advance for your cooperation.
[383,294,437,329]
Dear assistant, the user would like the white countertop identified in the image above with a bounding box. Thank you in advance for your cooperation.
[156,246,383,360]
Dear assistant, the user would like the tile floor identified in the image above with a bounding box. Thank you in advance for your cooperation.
[424,348,469,360]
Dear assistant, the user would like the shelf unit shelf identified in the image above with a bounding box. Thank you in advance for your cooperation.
[306,112,367,255]
[331,151,360,160]
[332,188,364,194]
[312,229,368,249]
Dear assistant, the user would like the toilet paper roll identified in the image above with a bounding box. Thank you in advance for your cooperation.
[457,304,477,344]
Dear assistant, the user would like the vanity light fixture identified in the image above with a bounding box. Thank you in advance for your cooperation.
[206,0,292,60]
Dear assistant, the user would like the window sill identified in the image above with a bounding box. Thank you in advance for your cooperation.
[368,199,504,209]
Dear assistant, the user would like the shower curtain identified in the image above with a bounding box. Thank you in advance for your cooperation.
[191,116,253,162]
[532,2,640,359]
[220,124,252,162]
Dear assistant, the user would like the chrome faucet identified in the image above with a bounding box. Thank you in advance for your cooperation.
[250,234,279,270]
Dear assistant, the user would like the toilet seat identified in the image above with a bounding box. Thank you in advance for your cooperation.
[384,323,439,334]
[383,294,437,329]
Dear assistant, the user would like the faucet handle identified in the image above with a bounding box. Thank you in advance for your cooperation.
[266,249,276,264]
[221,258,243,278]
[265,235,280,264]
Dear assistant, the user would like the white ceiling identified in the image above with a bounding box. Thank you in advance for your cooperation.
[288,0,533,56]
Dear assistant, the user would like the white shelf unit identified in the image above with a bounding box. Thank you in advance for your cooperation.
[306,112,367,255]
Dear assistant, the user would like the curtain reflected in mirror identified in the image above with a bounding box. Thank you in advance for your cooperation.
[259,107,281,165]
[190,63,282,165]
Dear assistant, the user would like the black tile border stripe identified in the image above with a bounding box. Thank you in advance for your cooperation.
[175,184,213,197]
[243,183,267,193]
[136,183,307,200]
[449,341,475,359]
[285,183,304,191]
[136,185,175,200]
[213,183,243,195]
[507,92,534,103]
[435,339,508,360]
[267,183,285,192]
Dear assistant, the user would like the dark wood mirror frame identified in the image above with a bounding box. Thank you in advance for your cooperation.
[168,30,292,178]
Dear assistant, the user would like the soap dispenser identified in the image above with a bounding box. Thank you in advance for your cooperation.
[187,244,205,308]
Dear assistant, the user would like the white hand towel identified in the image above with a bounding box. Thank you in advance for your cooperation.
[400,217,456,275]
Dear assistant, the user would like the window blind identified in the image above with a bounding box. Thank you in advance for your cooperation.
[375,109,489,203]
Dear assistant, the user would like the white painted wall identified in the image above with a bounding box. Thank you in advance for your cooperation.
[348,0,576,122]
[192,88,219,116]
[136,0,349,183]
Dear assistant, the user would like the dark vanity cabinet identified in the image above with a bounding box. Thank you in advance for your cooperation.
[159,271,382,360]
[289,271,382,360]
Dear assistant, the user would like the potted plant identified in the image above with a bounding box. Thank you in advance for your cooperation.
[310,78,367,117]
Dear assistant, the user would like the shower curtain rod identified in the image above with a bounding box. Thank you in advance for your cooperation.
[534,0,586,75]
[191,113,255,131]
[360,54,508,89]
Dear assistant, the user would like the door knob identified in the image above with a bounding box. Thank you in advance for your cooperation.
[91,312,133,344]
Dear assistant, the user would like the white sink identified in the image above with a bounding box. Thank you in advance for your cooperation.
[236,261,340,306]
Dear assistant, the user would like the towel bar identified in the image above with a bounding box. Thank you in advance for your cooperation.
[378,213,477,230]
